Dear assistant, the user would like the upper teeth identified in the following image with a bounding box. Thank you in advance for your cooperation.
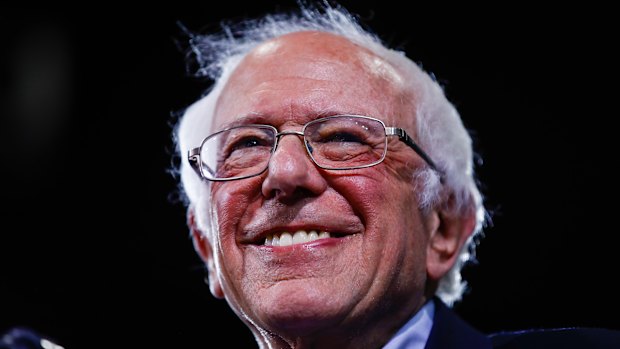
[265,230,331,246]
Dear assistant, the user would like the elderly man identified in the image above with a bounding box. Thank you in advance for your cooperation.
[172,3,620,348]
[174,4,487,349]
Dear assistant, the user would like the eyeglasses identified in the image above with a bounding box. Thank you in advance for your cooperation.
[188,114,439,181]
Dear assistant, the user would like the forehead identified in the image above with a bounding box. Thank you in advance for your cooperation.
[213,31,416,130]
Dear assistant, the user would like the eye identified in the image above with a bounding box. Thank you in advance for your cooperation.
[219,127,274,161]
[222,135,273,160]
[230,136,265,150]
[321,131,365,144]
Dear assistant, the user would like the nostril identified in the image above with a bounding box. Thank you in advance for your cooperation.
[269,186,317,204]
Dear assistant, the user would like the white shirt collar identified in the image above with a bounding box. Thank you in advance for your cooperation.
[382,300,435,349]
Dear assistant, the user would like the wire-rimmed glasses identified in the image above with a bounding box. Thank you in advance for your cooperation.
[188,114,439,181]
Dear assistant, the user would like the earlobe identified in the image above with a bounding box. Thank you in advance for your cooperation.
[426,202,477,281]
[188,208,225,299]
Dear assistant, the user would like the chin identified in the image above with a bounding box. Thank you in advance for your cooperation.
[252,279,351,335]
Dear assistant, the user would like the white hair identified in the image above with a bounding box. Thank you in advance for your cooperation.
[172,2,488,307]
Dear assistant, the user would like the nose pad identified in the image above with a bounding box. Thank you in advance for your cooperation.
[261,132,326,200]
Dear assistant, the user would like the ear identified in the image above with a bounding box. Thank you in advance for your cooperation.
[426,198,477,282]
[188,208,224,299]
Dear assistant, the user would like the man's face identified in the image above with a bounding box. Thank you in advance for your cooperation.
[199,32,437,335]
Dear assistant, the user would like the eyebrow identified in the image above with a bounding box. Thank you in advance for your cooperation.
[217,113,271,130]
[216,109,371,131]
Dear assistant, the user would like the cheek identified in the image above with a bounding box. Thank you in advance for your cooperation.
[330,167,416,227]
[328,173,416,272]
[210,180,262,273]
[208,180,272,316]
[327,172,430,304]
[331,169,427,256]
[211,179,262,231]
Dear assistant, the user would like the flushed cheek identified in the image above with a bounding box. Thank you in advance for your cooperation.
[331,173,411,227]
[210,181,262,289]
[328,173,420,273]
[211,179,263,236]
[337,174,428,309]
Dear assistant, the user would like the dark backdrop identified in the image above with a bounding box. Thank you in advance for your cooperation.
[1,1,616,348]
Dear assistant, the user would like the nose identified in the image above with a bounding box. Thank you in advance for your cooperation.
[261,132,327,200]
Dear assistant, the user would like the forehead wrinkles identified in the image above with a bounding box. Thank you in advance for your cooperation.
[214,32,416,130]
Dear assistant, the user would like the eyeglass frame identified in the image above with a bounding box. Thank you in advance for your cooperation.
[188,114,440,181]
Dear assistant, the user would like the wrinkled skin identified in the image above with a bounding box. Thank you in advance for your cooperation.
[191,31,475,348]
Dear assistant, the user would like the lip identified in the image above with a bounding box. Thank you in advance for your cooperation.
[242,233,360,274]
[261,234,352,250]
[238,200,365,245]
[241,224,360,245]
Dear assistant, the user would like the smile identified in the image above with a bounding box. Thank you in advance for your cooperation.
[264,230,332,246]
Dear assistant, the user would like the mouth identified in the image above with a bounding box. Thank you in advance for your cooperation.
[241,208,364,247]
[243,227,355,247]
[264,230,346,247]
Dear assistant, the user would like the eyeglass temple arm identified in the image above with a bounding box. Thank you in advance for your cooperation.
[188,147,202,177]
[385,127,440,173]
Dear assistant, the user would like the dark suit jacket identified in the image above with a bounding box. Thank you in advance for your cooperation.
[490,327,620,348]
[424,298,620,349]
[424,298,492,349]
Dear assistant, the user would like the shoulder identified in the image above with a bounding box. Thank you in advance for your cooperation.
[426,298,492,349]
[490,327,620,349]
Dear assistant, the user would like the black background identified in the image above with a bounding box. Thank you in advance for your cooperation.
[1,1,617,348]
